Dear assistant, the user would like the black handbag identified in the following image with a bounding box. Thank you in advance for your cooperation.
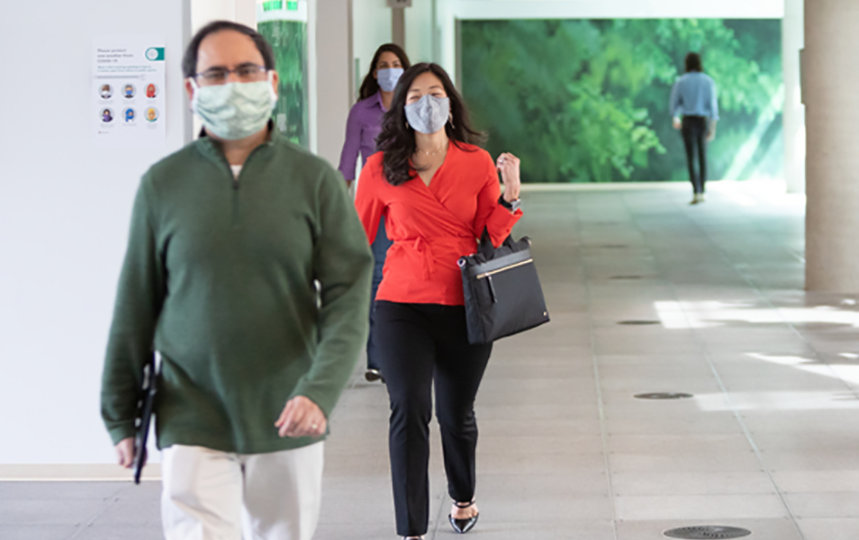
[458,229,550,344]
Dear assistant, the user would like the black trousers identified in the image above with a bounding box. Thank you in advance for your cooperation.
[373,301,493,537]
[366,218,392,371]
[681,115,708,194]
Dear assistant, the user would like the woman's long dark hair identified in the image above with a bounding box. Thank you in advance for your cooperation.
[685,52,703,73]
[378,63,485,186]
[358,44,411,101]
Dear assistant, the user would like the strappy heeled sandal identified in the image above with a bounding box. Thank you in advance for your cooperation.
[448,500,479,534]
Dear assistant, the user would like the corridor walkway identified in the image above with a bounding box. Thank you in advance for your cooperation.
[3,182,858,540]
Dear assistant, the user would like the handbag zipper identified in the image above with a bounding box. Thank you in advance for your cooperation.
[475,258,533,280]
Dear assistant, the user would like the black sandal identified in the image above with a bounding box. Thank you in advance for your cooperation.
[448,500,479,534]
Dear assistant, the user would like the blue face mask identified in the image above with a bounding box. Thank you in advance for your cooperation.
[191,75,276,140]
[405,94,450,134]
[377,67,404,92]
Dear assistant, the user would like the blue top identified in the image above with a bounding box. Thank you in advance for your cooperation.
[670,72,719,119]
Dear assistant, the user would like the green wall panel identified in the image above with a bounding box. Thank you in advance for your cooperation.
[461,19,783,183]
[258,20,308,147]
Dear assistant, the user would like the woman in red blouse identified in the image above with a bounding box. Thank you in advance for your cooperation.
[354,63,522,540]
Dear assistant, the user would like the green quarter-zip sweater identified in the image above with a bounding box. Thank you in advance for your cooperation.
[100,129,373,454]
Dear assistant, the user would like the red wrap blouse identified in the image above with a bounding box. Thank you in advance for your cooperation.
[354,141,522,306]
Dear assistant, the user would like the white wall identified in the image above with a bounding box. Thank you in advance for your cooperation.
[0,1,191,464]
[783,0,805,193]
[352,0,393,99]
[405,1,436,63]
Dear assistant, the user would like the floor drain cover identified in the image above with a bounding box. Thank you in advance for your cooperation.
[635,392,693,400]
[610,275,643,280]
[618,320,660,325]
[664,525,751,539]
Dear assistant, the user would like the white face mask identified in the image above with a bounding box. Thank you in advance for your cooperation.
[377,67,404,92]
[405,94,450,134]
[191,74,277,140]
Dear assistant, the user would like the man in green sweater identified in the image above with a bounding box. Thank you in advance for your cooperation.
[100,21,373,540]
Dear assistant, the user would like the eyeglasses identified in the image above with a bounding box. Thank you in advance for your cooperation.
[194,63,268,86]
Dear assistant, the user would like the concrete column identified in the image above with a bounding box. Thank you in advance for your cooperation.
[804,0,859,291]
[314,0,352,165]
[392,7,406,48]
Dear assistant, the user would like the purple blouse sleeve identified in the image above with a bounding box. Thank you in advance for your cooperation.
[338,103,363,181]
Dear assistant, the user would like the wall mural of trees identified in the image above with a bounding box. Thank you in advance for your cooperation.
[258,20,308,147]
[460,19,783,183]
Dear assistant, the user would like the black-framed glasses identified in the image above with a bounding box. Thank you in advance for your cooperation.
[194,63,268,86]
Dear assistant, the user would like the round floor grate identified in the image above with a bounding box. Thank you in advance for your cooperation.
[618,320,660,325]
[663,525,751,539]
[635,392,693,400]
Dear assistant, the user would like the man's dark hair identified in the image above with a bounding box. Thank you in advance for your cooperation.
[685,52,703,73]
[377,63,484,186]
[182,20,276,78]
[358,43,411,101]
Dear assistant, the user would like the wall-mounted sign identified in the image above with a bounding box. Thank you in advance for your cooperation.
[93,36,166,147]
[257,0,308,22]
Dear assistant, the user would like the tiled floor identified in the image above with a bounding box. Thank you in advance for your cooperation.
[3,182,859,540]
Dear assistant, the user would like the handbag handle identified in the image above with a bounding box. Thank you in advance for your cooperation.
[476,227,515,259]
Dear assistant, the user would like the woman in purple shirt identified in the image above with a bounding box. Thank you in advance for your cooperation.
[339,43,411,382]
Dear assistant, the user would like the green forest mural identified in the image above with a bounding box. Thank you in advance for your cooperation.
[258,20,308,147]
[460,19,783,183]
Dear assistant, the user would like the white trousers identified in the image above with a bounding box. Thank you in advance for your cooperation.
[160,442,324,540]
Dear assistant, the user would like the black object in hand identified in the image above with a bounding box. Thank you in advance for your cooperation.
[132,357,157,484]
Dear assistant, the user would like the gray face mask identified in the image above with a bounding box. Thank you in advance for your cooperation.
[405,94,450,134]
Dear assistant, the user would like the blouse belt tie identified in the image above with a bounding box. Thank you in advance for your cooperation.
[410,235,476,280]
[412,237,434,279]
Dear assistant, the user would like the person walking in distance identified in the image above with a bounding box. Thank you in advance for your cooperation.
[670,52,718,204]
[338,43,411,383]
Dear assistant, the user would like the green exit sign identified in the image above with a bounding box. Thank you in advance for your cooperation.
[262,1,283,11]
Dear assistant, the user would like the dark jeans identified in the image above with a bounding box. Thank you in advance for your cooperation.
[373,301,493,537]
[367,218,392,371]
[682,115,708,194]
